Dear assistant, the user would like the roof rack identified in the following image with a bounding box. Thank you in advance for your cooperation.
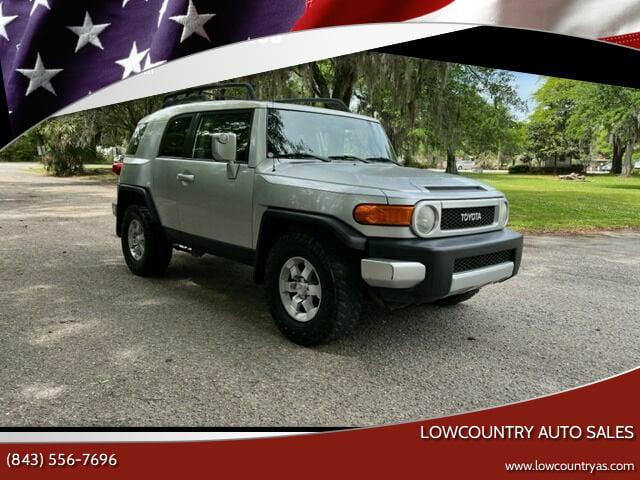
[162,82,257,108]
[161,82,351,112]
[274,98,350,112]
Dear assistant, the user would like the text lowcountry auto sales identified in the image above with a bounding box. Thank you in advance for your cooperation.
[420,425,635,440]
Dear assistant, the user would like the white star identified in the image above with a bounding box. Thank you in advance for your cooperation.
[143,53,166,71]
[115,42,149,79]
[16,53,63,96]
[67,12,110,53]
[29,0,50,16]
[0,3,17,41]
[170,0,215,43]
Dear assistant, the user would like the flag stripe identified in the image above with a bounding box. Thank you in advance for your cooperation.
[293,0,453,30]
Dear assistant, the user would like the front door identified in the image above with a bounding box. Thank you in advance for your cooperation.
[176,109,255,249]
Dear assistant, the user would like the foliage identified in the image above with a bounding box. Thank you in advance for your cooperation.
[527,78,640,176]
[0,130,39,162]
[508,164,530,174]
[39,112,102,176]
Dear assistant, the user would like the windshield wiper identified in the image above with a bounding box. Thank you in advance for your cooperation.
[365,156,395,163]
[278,152,331,162]
[328,155,370,163]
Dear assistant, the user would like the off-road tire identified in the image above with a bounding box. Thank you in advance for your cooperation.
[121,205,172,277]
[265,232,362,346]
[433,289,480,306]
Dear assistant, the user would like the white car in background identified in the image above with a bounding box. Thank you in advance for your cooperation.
[456,159,475,171]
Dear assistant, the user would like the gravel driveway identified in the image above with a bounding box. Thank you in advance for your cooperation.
[1,162,639,427]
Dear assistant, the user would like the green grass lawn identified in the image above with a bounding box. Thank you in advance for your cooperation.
[465,173,640,233]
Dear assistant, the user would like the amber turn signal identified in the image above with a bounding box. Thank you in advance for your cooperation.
[353,204,414,226]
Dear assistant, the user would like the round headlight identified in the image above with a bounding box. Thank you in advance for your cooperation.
[412,203,438,237]
[498,200,509,226]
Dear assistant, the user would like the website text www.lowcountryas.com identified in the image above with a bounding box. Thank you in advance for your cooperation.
[505,461,635,474]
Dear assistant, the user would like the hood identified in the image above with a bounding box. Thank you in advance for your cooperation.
[266,160,497,197]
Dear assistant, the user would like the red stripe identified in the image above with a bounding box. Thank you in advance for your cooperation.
[602,31,640,49]
[293,0,454,30]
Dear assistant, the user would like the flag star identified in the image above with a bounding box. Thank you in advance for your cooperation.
[67,12,110,53]
[16,53,63,96]
[29,0,50,16]
[0,2,18,41]
[143,53,166,71]
[170,0,215,43]
[115,42,149,79]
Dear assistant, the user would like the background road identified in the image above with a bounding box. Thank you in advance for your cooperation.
[1,162,639,427]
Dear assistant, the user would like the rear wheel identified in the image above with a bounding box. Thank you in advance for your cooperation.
[265,232,362,346]
[121,205,172,277]
[433,289,479,306]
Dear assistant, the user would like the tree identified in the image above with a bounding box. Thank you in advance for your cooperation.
[531,78,640,176]
[38,111,101,176]
[527,78,581,173]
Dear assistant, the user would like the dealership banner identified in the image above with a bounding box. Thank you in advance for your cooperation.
[1,370,638,478]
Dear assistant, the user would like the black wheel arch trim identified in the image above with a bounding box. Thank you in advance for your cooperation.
[116,184,161,237]
[253,208,367,284]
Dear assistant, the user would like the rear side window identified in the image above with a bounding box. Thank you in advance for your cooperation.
[192,110,253,162]
[126,123,147,155]
[159,115,194,157]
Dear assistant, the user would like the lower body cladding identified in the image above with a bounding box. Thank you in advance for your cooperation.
[361,229,523,304]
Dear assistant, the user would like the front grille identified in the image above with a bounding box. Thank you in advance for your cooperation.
[453,250,514,273]
[441,206,496,230]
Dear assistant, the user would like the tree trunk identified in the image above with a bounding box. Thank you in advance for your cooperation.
[611,134,625,174]
[445,147,458,174]
[307,62,330,98]
[331,58,358,107]
[621,140,634,176]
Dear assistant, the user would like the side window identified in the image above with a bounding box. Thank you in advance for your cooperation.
[159,115,193,157]
[192,110,253,162]
[126,123,147,155]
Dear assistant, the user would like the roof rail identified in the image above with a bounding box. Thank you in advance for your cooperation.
[274,98,350,112]
[162,82,257,108]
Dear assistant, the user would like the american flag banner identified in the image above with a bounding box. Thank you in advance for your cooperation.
[0,0,306,147]
[2,0,640,149]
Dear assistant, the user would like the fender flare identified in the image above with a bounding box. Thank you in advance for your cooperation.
[253,208,367,283]
[115,184,161,236]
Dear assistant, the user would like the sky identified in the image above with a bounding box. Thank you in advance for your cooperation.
[510,71,543,120]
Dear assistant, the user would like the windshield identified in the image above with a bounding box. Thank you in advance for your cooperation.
[267,108,396,163]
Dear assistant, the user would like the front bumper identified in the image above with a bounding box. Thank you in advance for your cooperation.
[361,228,523,304]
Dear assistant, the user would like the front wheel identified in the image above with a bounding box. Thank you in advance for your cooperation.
[265,232,362,346]
[121,205,172,277]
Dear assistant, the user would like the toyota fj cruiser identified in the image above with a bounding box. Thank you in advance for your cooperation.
[114,84,523,346]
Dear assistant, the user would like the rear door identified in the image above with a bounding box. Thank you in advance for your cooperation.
[151,114,196,230]
[175,109,256,249]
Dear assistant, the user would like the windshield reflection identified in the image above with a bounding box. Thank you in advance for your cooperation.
[267,109,397,164]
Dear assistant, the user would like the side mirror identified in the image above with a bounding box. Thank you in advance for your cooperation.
[211,132,240,179]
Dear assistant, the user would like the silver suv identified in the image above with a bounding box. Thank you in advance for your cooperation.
[114,85,523,346]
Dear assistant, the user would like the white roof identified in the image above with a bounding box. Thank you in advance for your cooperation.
[141,99,379,124]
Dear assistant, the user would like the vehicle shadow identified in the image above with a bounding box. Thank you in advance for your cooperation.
[154,252,473,357]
